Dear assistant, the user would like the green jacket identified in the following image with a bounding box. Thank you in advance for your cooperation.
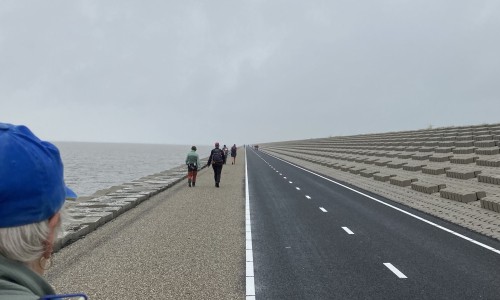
[0,255,55,300]
[185,150,200,169]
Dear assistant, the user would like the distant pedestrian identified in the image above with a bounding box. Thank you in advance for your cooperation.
[185,146,200,187]
[230,144,237,165]
[207,142,225,187]
[0,123,83,299]
[222,144,229,164]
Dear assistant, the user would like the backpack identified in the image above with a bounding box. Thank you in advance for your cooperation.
[212,148,224,165]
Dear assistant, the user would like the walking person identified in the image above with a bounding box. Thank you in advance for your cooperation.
[185,146,200,187]
[207,142,225,187]
[0,123,85,299]
[230,144,237,165]
[222,144,229,164]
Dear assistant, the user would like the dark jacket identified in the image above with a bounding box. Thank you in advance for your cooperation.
[207,147,226,166]
[0,254,55,300]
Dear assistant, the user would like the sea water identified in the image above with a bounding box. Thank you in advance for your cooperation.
[54,142,212,197]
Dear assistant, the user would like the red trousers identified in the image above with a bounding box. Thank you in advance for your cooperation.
[188,170,198,182]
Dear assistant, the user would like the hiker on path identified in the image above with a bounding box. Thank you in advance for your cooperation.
[230,144,237,165]
[222,144,229,164]
[207,142,226,187]
[185,145,200,187]
[0,123,80,299]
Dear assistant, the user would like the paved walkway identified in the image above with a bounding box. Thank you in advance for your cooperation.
[47,156,246,299]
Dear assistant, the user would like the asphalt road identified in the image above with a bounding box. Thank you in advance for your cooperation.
[246,147,500,299]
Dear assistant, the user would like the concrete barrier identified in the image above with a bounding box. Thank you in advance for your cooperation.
[450,155,479,164]
[360,169,380,178]
[349,167,366,174]
[411,181,447,194]
[340,165,356,171]
[474,134,494,141]
[435,147,454,153]
[440,188,486,203]
[480,196,500,212]
[477,173,500,185]
[475,147,500,155]
[412,153,432,160]
[445,168,481,180]
[397,153,415,159]
[429,154,454,162]
[474,140,498,147]
[374,173,397,182]
[403,163,427,172]
[374,159,392,166]
[387,161,407,169]
[453,147,477,154]
[389,176,418,187]
[422,166,450,175]
[455,140,474,147]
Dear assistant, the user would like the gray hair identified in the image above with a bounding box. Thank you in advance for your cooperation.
[0,220,51,264]
[0,208,65,265]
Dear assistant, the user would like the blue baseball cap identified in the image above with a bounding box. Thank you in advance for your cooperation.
[0,123,77,228]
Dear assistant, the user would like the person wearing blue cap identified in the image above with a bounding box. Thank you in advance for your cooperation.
[0,123,77,299]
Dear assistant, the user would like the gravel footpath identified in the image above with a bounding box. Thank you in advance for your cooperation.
[47,155,246,299]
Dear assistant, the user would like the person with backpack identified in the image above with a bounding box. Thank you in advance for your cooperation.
[185,145,200,187]
[207,142,226,187]
[230,144,237,165]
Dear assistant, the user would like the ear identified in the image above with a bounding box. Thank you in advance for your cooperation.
[43,213,61,258]
[48,212,60,229]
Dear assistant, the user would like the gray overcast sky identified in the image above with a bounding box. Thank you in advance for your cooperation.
[1,1,499,146]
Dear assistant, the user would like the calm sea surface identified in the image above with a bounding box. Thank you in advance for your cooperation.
[54,142,212,197]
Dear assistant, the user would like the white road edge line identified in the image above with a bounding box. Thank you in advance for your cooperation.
[320,207,327,212]
[245,148,256,298]
[264,151,500,256]
[384,263,407,278]
[342,227,354,234]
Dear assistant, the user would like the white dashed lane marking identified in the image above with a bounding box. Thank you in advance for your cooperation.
[319,207,327,212]
[296,187,301,190]
[305,195,311,199]
[342,227,354,234]
[384,263,407,279]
